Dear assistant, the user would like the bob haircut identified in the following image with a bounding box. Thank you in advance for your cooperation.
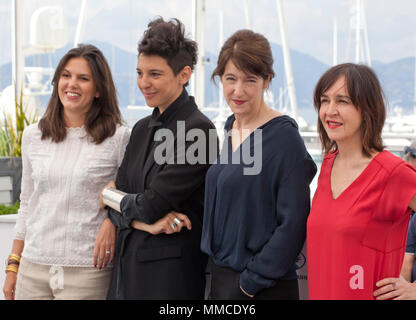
[313,63,386,157]
[212,29,275,82]
[39,44,121,144]
[138,17,197,86]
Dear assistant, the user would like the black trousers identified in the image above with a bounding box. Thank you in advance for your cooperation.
[208,258,299,300]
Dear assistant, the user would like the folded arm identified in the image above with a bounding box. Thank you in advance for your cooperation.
[240,157,317,296]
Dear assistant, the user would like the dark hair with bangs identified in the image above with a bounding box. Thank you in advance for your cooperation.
[38,44,121,144]
[211,29,275,82]
[138,17,197,86]
[313,63,386,157]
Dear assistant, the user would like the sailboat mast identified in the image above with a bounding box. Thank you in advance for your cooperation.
[361,0,371,66]
[243,0,251,29]
[355,0,361,63]
[276,0,298,122]
[74,0,87,47]
[191,0,206,109]
[414,45,416,115]
[333,17,338,66]
[218,10,225,117]
[11,0,24,98]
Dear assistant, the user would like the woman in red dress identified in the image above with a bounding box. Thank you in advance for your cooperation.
[306,63,416,300]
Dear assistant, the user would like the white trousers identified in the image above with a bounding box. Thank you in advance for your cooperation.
[15,257,112,300]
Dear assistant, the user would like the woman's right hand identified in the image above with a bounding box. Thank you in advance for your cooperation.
[98,181,116,209]
[3,242,24,300]
[131,211,192,235]
[3,272,17,300]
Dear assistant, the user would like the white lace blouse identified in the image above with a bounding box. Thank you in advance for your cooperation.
[14,123,130,267]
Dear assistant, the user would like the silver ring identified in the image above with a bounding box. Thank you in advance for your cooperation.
[105,250,111,255]
[171,222,177,230]
[173,217,181,225]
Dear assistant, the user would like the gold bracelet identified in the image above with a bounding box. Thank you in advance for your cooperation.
[5,265,18,274]
[7,260,19,266]
[8,254,21,263]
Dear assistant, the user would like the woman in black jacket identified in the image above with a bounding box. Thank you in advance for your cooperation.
[100,17,217,300]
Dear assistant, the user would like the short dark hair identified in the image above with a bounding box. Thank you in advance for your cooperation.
[138,17,197,86]
[313,63,386,157]
[39,44,122,144]
[212,29,275,82]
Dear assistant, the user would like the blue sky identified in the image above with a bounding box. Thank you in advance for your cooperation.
[1,0,416,67]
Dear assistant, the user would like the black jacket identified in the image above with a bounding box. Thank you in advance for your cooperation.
[107,90,217,299]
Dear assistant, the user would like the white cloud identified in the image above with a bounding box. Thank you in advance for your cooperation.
[77,0,193,53]
[2,0,416,65]
[206,0,416,64]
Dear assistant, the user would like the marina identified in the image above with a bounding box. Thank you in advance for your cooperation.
[0,0,416,301]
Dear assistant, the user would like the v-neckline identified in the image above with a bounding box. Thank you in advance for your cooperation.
[328,151,382,201]
[229,115,286,153]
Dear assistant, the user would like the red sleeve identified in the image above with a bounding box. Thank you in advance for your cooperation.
[380,162,416,221]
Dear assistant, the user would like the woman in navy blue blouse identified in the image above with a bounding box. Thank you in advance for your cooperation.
[200,30,317,300]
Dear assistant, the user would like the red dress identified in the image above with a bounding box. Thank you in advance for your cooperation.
[307,150,416,300]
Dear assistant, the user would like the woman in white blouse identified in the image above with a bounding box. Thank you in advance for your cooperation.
[2,44,130,300]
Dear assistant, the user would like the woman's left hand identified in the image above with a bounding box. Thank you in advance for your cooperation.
[240,286,254,298]
[374,275,416,300]
[93,218,115,269]
[131,211,192,235]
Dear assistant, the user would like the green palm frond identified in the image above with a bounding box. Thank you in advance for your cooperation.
[0,91,39,157]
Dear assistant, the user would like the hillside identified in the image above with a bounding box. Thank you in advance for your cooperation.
[0,41,414,125]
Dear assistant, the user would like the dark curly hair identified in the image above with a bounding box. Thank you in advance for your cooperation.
[38,44,122,144]
[138,17,198,86]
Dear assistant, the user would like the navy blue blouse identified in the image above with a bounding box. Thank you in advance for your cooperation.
[201,114,317,295]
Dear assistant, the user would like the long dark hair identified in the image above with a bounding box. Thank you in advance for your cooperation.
[313,63,385,157]
[38,44,121,144]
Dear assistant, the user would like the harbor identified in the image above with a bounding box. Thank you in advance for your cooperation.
[1,0,416,301]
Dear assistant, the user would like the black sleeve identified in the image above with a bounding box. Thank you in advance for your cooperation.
[107,153,130,227]
[115,127,134,193]
[119,120,217,225]
[240,155,317,294]
[107,207,125,228]
[108,122,138,228]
